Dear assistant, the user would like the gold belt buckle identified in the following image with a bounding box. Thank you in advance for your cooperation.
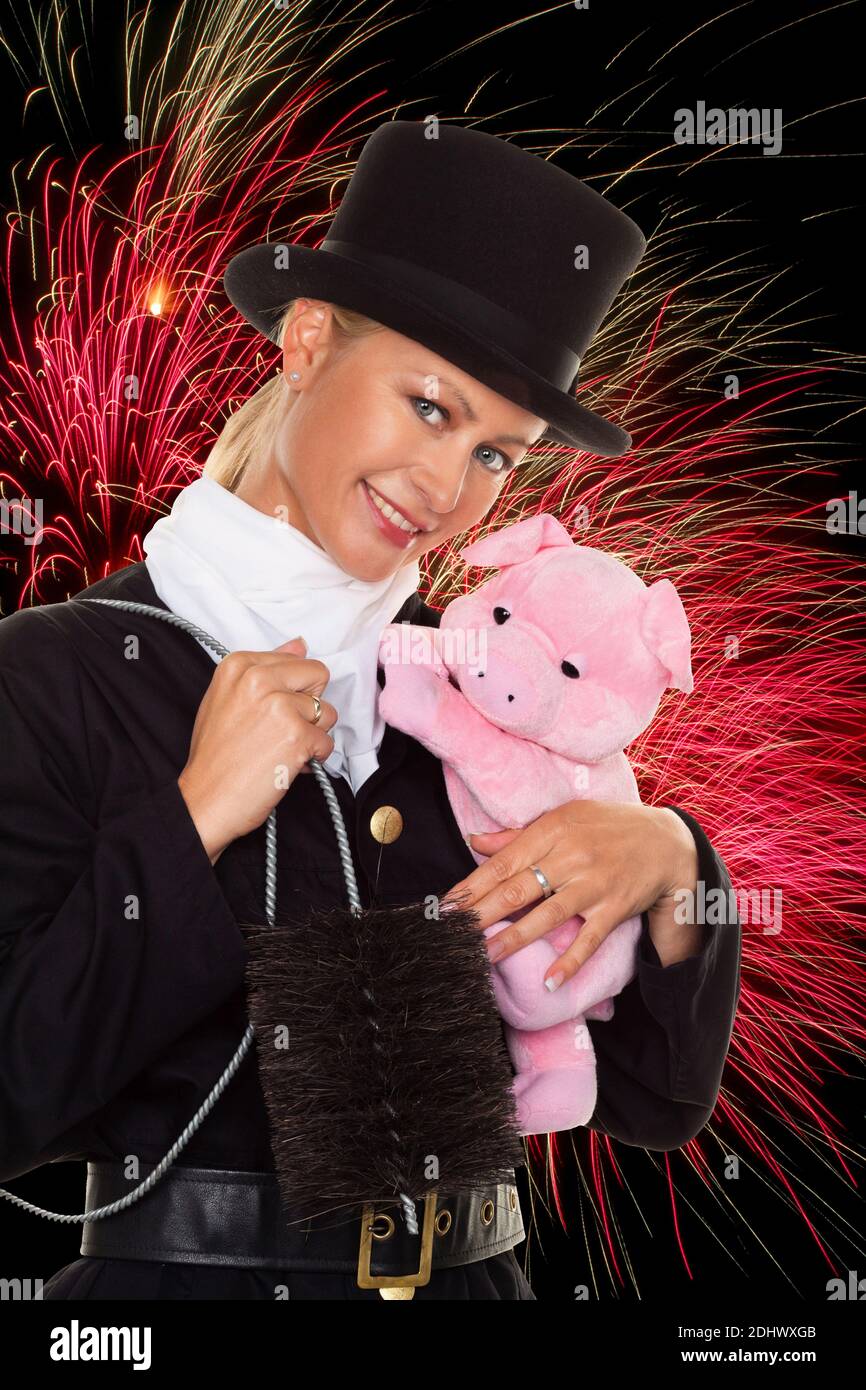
[357,1191,438,1299]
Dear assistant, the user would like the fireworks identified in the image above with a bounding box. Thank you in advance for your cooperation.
[0,0,863,1293]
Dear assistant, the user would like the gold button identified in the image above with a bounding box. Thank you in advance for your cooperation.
[369,805,403,844]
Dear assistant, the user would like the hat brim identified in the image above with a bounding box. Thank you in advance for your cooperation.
[223,243,634,457]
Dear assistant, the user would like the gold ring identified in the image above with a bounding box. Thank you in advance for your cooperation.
[309,693,322,725]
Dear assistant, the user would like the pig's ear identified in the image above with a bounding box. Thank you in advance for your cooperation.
[640,579,694,694]
[459,513,573,569]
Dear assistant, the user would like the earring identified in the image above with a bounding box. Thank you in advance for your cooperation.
[289,371,301,381]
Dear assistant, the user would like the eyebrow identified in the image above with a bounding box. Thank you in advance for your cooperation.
[431,375,541,449]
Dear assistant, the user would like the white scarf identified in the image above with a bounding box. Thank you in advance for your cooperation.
[141,474,421,794]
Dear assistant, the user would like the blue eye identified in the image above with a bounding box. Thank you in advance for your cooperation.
[474,444,511,475]
[410,396,514,474]
[412,395,446,426]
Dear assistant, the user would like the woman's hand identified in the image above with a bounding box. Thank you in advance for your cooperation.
[440,800,702,989]
[177,636,338,865]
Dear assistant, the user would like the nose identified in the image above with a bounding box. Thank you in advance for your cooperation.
[465,651,540,721]
[410,449,472,516]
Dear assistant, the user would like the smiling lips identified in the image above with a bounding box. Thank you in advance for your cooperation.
[363,480,429,538]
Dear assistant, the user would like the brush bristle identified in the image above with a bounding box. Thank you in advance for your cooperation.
[242,897,524,1223]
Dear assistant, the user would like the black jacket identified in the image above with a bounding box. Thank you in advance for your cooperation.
[0,561,741,1184]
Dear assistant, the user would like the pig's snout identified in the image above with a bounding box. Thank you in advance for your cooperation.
[464,653,541,717]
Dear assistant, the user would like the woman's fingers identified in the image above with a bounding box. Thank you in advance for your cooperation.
[481,889,629,989]
[292,689,338,730]
[537,905,629,990]
[440,826,544,922]
[441,803,683,991]
[439,807,639,987]
[482,882,572,960]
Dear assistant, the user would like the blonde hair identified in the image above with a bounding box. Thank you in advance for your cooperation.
[203,300,386,493]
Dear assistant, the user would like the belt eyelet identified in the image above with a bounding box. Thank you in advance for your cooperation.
[480,1198,495,1226]
[434,1208,452,1236]
[370,1212,395,1241]
[509,1188,518,1211]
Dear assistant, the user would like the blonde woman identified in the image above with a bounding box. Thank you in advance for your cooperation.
[0,123,740,1300]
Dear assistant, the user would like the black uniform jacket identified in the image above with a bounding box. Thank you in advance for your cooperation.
[0,560,742,1186]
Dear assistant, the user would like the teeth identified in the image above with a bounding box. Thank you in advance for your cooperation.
[366,482,420,533]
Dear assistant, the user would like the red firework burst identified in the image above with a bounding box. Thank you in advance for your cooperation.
[0,0,863,1293]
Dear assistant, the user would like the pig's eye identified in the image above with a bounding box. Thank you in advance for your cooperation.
[493,606,511,625]
[561,660,581,679]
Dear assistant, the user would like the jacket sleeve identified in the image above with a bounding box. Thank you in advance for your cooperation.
[585,805,742,1151]
[0,610,249,1182]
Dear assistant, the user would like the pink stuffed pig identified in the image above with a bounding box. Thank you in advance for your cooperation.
[377,513,694,1135]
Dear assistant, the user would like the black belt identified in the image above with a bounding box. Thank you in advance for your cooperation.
[80,1162,525,1291]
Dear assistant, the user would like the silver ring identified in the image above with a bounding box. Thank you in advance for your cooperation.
[530,865,553,900]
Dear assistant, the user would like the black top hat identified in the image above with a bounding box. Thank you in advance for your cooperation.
[223,121,647,456]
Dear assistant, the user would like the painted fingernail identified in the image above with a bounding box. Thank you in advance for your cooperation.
[487,939,506,962]
[545,971,565,992]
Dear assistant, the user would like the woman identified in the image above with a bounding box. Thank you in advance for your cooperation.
[0,123,741,1300]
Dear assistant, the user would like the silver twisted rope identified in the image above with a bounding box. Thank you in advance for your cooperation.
[0,598,418,1236]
